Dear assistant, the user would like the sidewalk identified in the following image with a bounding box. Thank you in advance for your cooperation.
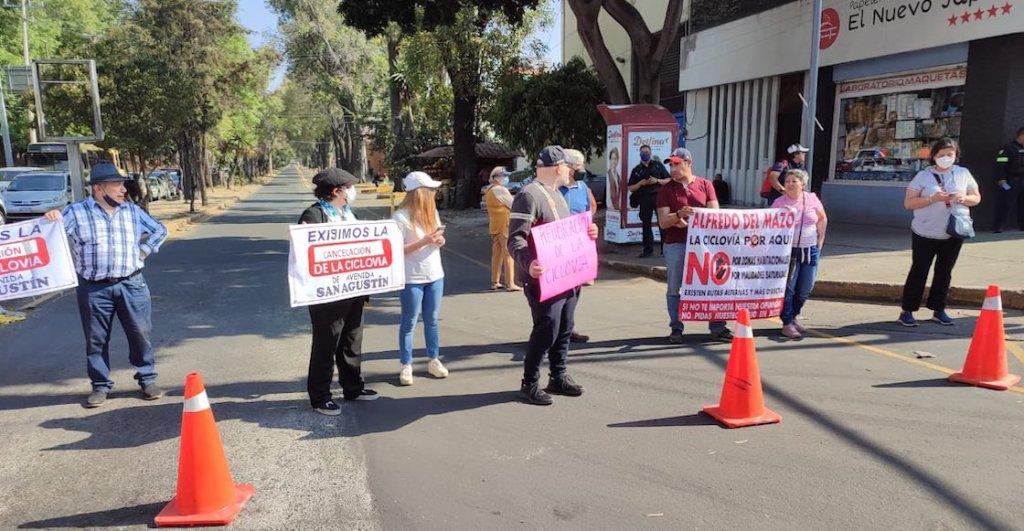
[600,221,1024,310]
[2,180,264,313]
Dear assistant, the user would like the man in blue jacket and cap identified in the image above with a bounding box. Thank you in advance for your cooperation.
[45,163,169,408]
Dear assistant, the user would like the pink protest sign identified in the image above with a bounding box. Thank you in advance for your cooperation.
[532,211,597,302]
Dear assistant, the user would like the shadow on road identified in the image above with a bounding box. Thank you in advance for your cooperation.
[607,413,720,429]
[18,501,166,529]
[346,391,518,436]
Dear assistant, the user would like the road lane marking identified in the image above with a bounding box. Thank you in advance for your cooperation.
[1008,341,1024,367]
[806,328,1024,395]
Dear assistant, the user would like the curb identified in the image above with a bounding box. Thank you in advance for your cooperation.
[161,196,243,233]
[599,258,1024,310]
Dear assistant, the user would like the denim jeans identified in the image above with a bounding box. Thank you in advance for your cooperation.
[75,274,157,392]
[780,246,820,325]
[399,278,444,365]
[664,243,725,333]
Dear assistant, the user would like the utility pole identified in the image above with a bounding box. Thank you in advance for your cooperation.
[805,0,823,172]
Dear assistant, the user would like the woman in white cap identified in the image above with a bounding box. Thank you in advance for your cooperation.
[393,171,449,385]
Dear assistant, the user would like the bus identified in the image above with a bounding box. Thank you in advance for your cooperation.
[24,142,124,172]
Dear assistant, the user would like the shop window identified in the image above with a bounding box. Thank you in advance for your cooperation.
[835,85,963,182]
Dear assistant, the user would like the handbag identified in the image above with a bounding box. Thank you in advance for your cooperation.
[931,171,974,239]
[629,191,640,208]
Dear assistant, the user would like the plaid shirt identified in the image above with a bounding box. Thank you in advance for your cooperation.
[61,198,168,281]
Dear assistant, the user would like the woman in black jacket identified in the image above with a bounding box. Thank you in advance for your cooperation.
[299,168,378,415]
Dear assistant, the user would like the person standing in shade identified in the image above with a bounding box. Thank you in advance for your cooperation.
[298,168,378,415]
[561,149,598,344]
[627,144,670,257]
[484,166,520,292]
[766,144,808,204]
[508,146,599,405]
[655,149,733,344]
[712,173,731,206]
[394,171,449,386]
[898,137,981,327]
[993,127,1024,232]
[44,163,168,408]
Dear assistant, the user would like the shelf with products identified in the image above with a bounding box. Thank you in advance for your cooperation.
[833,85,964,182]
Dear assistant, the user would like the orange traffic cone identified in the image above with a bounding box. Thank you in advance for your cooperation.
[949,285,1021,391]
[156,372,254,527]
[702,309,781,428]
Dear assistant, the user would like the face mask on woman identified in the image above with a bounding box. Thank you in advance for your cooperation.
[934,155,956,170]
[500,176,509,187]
[345,187,357,203]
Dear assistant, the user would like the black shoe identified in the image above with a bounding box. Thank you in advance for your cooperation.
[520,381,553,405]
[343,389,379,401]
[569,331,590,343]
[668,329,684,344]
[545,374,584,396]
[709,329,734,343]
[141,383,163,400]
[313,400,342,416]
[86,390,107,408]
[638,250,653,258]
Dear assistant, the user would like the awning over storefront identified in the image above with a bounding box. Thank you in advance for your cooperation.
[415,142,520,159]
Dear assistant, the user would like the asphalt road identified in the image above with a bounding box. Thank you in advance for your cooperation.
[1,165,1022,530]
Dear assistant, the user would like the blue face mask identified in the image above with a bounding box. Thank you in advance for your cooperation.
[500,176,510,186]
[640,152,651,162]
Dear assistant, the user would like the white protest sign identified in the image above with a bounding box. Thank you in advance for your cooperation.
[0,218,78,301]
[287,220,405,307]
[679,208,796,321]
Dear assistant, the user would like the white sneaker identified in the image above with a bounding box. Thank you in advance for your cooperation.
[399,364,414,386]
[427,358,449,378]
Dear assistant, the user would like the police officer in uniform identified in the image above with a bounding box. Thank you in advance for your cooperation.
[994,127,1024,232]
[627,144,670,257]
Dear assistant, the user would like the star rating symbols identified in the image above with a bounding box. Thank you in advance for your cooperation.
[949,4,1012,26]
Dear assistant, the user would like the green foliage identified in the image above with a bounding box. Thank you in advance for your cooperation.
[489,57,606,160]
[337,0,542,37]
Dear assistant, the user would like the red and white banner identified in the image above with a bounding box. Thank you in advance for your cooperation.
[679,208,796,321]
[0,218,77,301]
[287,220,405,307]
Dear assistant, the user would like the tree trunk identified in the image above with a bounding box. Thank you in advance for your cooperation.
[138,155,150,213]
[601,0,686,104]
[452,90,477,210]
[567,0,632,104]
[387,33,404,142]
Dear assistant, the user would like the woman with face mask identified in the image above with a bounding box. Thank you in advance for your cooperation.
[298,168,378,415]
[898,137,982,327]
[484,166,520,291]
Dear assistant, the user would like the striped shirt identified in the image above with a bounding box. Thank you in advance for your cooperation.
[61,198,168,281]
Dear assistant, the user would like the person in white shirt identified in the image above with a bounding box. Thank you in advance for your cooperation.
[899,137,981,327]
[393,171,449,385]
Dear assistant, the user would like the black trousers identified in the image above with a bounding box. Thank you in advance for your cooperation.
[993,177,1024,230]
[307,297,366,405]
[523,285,579,384]
[638,198,659,253]
[900,233,963,313]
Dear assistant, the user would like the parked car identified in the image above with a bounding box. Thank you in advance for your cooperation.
[157,173,180,200]
[581,171,607,209]
[3,171,73,217]
[147,172,171,201]
[0,166,43,193]
[160,168,183,194]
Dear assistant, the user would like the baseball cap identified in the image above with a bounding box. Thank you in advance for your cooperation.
[787,144,810,154]
[665,156,685,164]
[563,148,585,166]
[88,163,129,184]
[671,147,693,160]
[489,166,510,180]
[404,171,442,191]
[312,167,358,188]
[537,145,567,167]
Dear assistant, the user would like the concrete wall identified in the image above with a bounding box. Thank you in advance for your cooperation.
[821,182,912,227]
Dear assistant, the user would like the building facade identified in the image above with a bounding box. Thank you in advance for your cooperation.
[563,0,1024,228]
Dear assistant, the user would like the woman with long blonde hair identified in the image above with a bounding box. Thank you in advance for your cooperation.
[393,171,448,385]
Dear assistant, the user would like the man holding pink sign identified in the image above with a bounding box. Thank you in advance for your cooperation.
[508,145,599,406]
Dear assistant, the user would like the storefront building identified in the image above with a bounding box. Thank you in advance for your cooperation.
[672,0,1024,229]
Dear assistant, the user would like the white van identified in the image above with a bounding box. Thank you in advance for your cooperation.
[3,171,73,217]
[0,166,43,193]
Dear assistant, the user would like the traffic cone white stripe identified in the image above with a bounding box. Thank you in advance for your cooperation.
[183,390,210,413]
[982,296,1002,312]
[735,322,753,339]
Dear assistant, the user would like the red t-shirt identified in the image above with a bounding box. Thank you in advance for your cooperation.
[655,177,718,244]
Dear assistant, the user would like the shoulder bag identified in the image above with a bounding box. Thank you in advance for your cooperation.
[931,171,975,239]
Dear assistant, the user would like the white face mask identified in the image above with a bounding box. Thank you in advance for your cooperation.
[934,155,955,169]
[345,187,357,203]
